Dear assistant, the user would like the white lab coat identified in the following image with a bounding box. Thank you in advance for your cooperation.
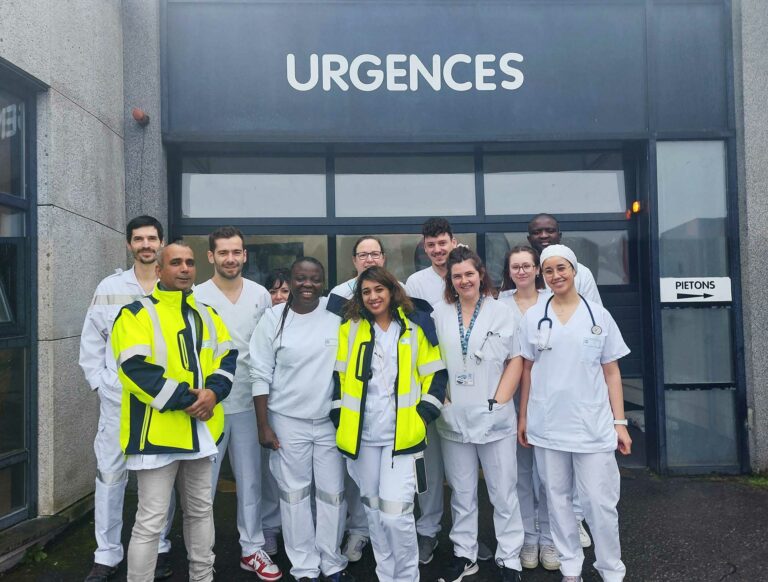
[79,267,173,566]
[432,297,525,567]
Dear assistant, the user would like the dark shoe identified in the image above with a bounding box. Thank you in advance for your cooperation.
[477,540,494,561]
[499,564,523,582]
[417,533,438,565]
[154,552,173,580]
[323,570,356,582]
[84,563,118,582]
[296,578,318,582]
[437,555,479,582]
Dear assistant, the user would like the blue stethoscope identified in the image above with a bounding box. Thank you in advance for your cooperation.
[536,294,602,351]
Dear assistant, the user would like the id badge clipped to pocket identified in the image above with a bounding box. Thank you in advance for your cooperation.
[415,453,428,494]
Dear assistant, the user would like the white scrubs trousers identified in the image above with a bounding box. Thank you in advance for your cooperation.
[347,445,419,582]
[210,410,281,556]
[417,422,444,537]
[442,435,525,569]
[345,474,369,536]
[268,412,348,579]
[516,442,553,546]
[535,447,625,581]
[94,395,173,567]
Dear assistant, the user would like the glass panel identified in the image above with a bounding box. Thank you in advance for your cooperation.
[0,207,24,236]
[0,90,24,197]
[661,308,733,384]
[656,141,728,277]
[484,152,626,215]
[0,462,25,516]
[181,157,326,218]
[665,388,738,468]
[621,377,647,469]
[335,233,477,285]
[485,230,629,287]
[335,156,475,217]
[0,241,20,324]
[184,234,329,290]
[0,348,25,455]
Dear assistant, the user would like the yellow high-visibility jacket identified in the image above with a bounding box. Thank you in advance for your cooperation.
[110,285,237,455]
[332,306,447,459]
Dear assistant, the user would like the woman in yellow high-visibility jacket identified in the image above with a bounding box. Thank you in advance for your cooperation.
[331,266,448,582]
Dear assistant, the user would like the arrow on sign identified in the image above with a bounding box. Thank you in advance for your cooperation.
[677,292,714,299]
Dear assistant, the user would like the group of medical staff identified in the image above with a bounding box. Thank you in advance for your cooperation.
[81,213,631,582]
[249,215,631,582]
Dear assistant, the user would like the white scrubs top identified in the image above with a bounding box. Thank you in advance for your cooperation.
[497,289,551,325]
[194,278,271,415]
[518,298,630,454]
[432,298,520,444]
[405,266,446,306]
[361,322,399,446]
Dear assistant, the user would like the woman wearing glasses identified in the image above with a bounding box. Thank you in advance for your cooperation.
[498,246,560,572]
[495,244,631,582]
[432,247,525,582]
[329,236,387,301]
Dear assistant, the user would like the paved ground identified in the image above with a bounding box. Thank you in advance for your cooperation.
[2,468,767,581]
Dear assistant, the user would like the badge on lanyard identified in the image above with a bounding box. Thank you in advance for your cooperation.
[455,372,475,386]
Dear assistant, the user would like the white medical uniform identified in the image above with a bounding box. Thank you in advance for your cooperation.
[432,298,525,569]
[250,298,348,580]
[328,277,369,539]
[519,298,630,582]
[346,321,422,582]
[79,267,174,567]
[194,279,281,557]
[498,290,553,548]
[404,266,446,538]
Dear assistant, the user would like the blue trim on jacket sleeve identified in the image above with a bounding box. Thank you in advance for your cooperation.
[206,348,237,402]
[407,308,439,346]
[326,293,348,317]
[122,356,195,411]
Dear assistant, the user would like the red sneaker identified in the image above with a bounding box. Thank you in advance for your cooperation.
[240,550,282,581]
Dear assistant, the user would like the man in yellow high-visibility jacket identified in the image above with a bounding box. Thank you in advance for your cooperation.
[111,241,237,582]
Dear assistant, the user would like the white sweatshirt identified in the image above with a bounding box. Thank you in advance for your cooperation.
[250,297,341,419]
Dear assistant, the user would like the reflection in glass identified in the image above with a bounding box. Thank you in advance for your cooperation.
[183,235,329,290]
[665,388,738,468]
[485,231,629,287]
[656,141,728,277]
[661,308,733,384]
[484,152,626,215]
[0,348,25,455]
[181,157,326,218]
[335,156,475,217]
[0,242,19,324]
[336,233,477,285]
[0,463,25,516]
[0,90,24,197]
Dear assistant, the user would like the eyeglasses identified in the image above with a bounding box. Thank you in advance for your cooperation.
[510,263,535,273]
[355,251,383,260]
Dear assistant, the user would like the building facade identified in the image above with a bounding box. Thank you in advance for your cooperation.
[0,0,766,544]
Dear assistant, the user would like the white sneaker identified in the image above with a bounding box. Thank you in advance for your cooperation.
[578,520,592,548]
[240,550,282,581]
[342,533,369,563]
[519,544,539,569]
[539,544,560,570]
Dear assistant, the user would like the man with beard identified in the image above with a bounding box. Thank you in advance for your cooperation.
[194,227,282,581]
[80,216,175,582]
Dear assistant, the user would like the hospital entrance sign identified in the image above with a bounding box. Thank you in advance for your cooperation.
[660,277,732,303]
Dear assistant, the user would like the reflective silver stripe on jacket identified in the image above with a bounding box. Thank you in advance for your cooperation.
[341,393,362,410]
[151,378,180,410]
[420,393,443,410]
[92,294,144,306]
[196,306,220,356]
[278,484,312,504]
[418,359,445,377]
[212,368,234,382]
[117,344,152,367]
[140,298,167,369]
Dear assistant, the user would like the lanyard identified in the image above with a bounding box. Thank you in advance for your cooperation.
[457,296,484,365]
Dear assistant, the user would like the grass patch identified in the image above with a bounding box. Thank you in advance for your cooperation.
[745,474,768,489]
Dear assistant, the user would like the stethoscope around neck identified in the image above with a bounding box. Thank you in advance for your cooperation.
[536,294,602,351]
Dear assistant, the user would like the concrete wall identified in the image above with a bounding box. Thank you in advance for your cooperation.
[733,0,768,472]
[123,0,167,230]
[0,0,126,514]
